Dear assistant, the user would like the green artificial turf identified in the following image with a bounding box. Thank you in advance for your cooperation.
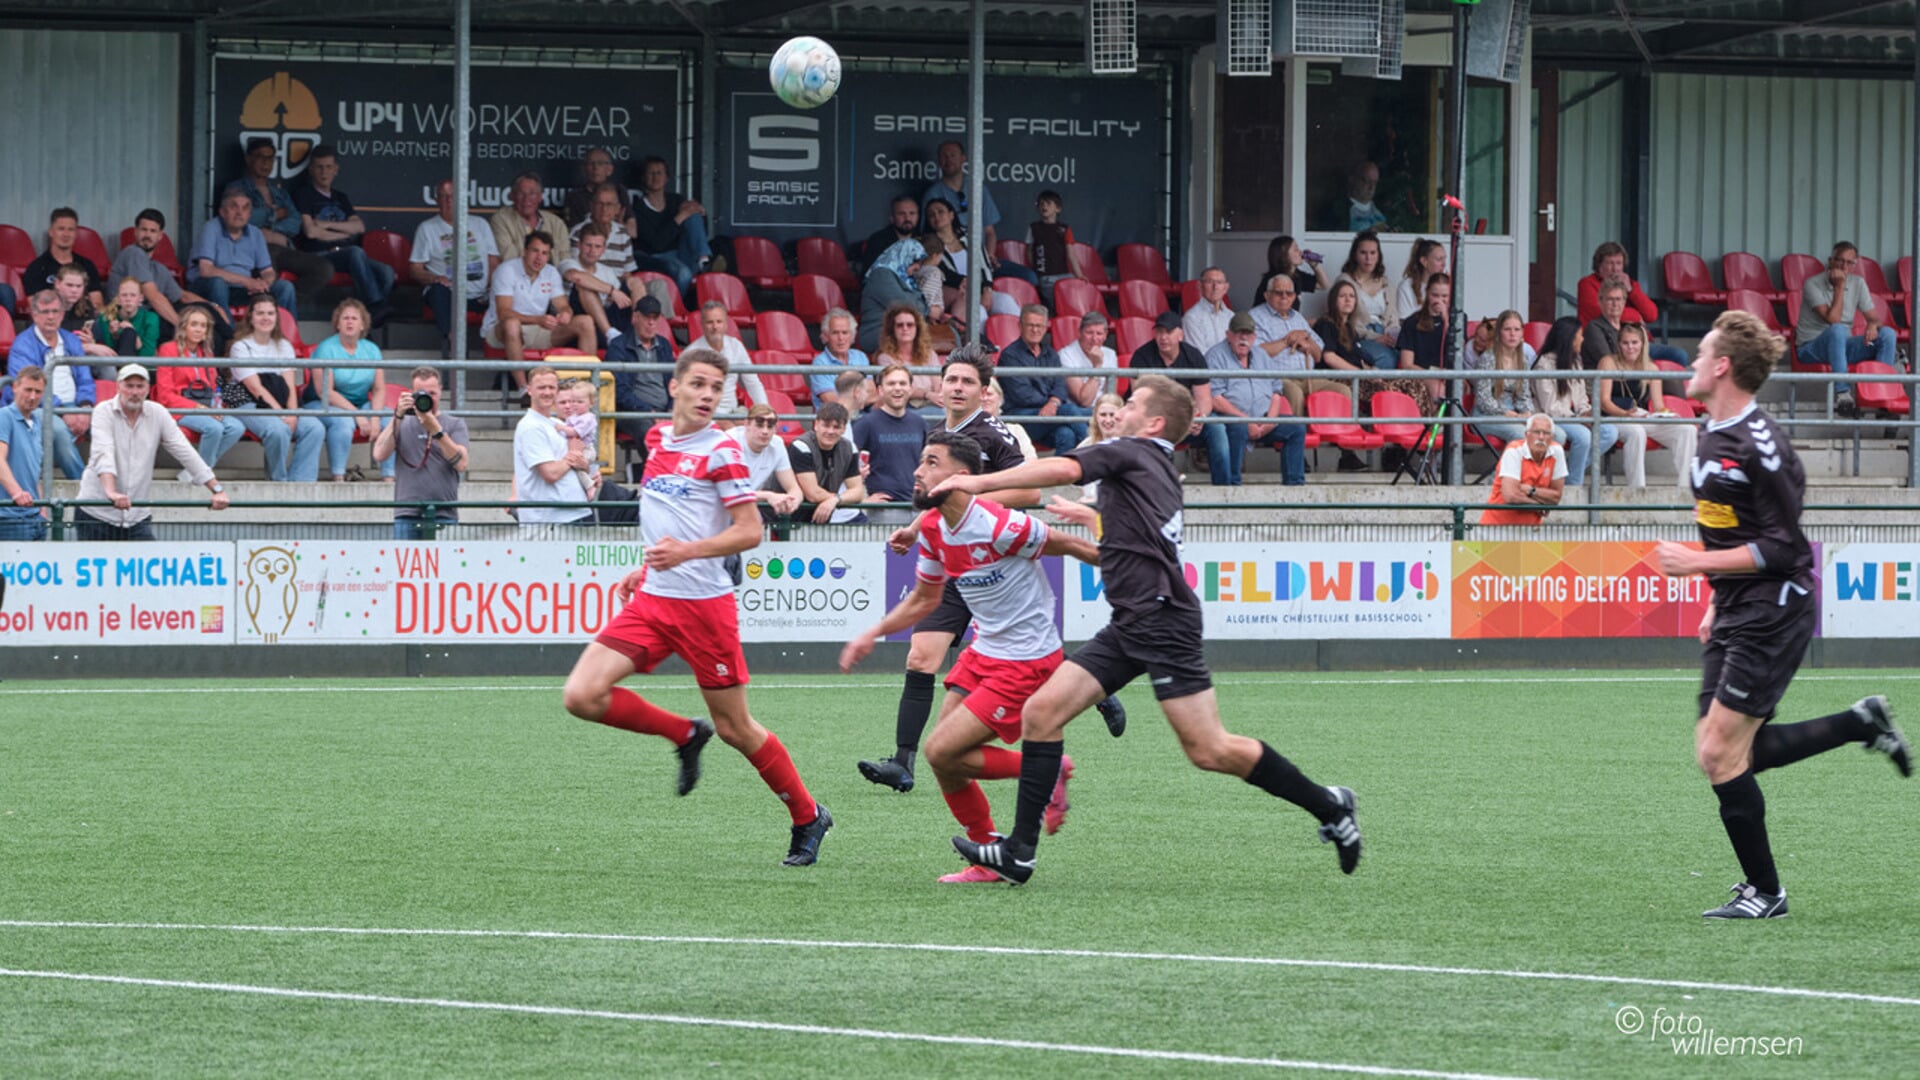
[3,670,1917,1078]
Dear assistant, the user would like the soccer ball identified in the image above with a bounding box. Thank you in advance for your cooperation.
[769,36,841,110]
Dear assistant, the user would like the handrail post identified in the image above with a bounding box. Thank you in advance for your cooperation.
[1587,369,1602,524]
[50,500,66,541]
[1452,503,1466,541]
[422,504,438,541]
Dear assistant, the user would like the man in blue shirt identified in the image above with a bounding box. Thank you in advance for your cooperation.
[5,291,95,479]
[1204,312,1303,486]
[224,137,334,313]
[998,304,1083,454]
[809,308,868,406]
[189,189,299,317]
[0,366,50,540]
[608,295,675,461]
[851,363,927,519]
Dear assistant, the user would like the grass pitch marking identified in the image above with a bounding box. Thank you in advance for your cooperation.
[0,966,1548,1080]
[5,919,1918,1009]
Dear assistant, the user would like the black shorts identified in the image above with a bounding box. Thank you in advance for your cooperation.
[1068,606,1213,701]
[914,579,973,638]
[1699,583,1816,720]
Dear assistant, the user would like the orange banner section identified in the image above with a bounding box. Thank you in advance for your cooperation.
[1452,541,1711,639]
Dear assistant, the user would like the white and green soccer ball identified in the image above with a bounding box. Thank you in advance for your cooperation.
[769,36,842,110]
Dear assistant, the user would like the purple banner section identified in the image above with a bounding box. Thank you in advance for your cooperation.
[881,550,1066,644]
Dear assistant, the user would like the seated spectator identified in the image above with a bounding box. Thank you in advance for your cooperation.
[629,156,710,300]
[5,291,94,478]
[1130,311,1216,454]
[1334,231,1399,366]
[724,403,803,520]
[1026,189,1088,307]
[922,199,982,329]
[292,145,397,322]
[852,363,928,516]
[1395,272,1453,412]
[1203,312,1302,487]
[1395,238,1446,323]
[1182,266,1234,356]
[225,137,334,312]
[226,294,323,482]
[410,178,500,356]
[1478,413,1565,527]
[982,378,1038,463]
[561,223,634,339]
[490,172,571,263]
[305,298,390,482]
[1000,303,1084,454]
[691,300,764,420]
[1057,308,1118,406]
[373,365,469,538]
[0,366,50,541]
[113,209,221,339]
[834,369,873,415]
[482,231,596,380]
[858,236,937,354]
[922,140,1037,288]
[1314,280,1383,373]
[52,265,119,361]
[189,190,299,316]
[1255,234,1330,302]
[1599,321,1697,493]
[563,147,628,228]
[154,305,245,475]
[1576,242,1688,364]
[514,366,592,531]
[789,401,866,523]
[1532,315,1618,486]
[1252,275,1348,414]
[808,307,869,406]
[1464,310,1537,446]
[1795,240,1897,417]
[1346,161,1389,232]
[1075,391,1125,501]
[97,278,161,358]
[22,207,104,309]
[861,195,919,271]
[569,182,640,283]
[871,302,939,410]
[74,363,228,541]
[607,294,674,457]
[1580,275,1634,373]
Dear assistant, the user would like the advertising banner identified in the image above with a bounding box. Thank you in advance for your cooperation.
[211,55,679,235]
[878,548,1067,644]
[1823,543,1919,638]
[1452,541,1715,639]
[736,543,887,642]
[1065,542,1450,640]
[0,543,233,645]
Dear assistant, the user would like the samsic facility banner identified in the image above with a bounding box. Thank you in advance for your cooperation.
[0,543,232,645]
[1065,542,1450,640]
[1452,541,1714,639]
[1823,543,1919,638]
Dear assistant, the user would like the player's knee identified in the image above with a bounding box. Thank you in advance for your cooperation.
[561,677,607,721]
[1180,733,1235,774]
[905,645,943,673]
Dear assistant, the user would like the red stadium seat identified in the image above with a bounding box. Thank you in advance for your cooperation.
[1070,242,1117,297]
[994,240,1029,267]
[694,272,756,330]
[1116,243,1181,303]
[1273,395,1319,450]
[1725,288,1788,335]
[983,314,1020,350]
[795,237,858,295]
[1053,278,1101,319]
[73,226,111,281]
[1050,315,1080,351]
[1721,252,1783,302]
[1112,315,1152,358]
[791,273,846,328]
[990,275,1040,310]
[1860,255,1899,300]
[751,350,811,404]
[1899,256,1912,297]
[633,270,690,330]
[762,388,808,443]
[363,229,412,284]
[1661,251,1724,305]
[0,311,14,359]
[1118,279,1169,321]
[1179,279,1201,313]
[754,310,811,354]
[1523,321,1552,352]
[1853,360,1912,418]
[1367,389,1433,453]
[730,236,790,292]
[1306,390,1384,452]
[1779,253,1822,298]
[276,306,313,358]
[0,223,36,270]
[4,265,24,317]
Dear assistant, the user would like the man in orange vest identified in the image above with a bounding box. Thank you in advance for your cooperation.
[1479,413,1565,526]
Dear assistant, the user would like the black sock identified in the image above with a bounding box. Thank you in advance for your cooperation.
[1245,743,1342,822]
[1711,770,1779,895]
[1008,740,1062,849]
[1750,708,1873,772]
[893,671,936,765]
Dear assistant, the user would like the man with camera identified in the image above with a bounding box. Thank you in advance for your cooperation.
[373,366,470,540]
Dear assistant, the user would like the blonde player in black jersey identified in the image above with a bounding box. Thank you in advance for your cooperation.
[1655,310,1909,919]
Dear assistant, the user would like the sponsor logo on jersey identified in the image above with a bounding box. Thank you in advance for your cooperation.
[1694,499,1739,529]
[1690,457,1749,490]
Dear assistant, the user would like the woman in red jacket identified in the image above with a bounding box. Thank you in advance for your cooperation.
[153,304,245,472]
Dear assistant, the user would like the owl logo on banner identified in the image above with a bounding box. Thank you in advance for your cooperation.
[244,546,301,643]
[238,72,323,180]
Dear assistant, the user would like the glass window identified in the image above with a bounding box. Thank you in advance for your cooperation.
[1213,74,1288,233]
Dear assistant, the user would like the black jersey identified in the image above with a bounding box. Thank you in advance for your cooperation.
[1064,436,1201,627]
[1689,403,1813,607]
[947,407,1026,475]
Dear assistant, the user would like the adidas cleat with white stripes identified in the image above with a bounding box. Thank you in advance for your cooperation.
[1703,882,1788,920]
[1317,786,1362,875]
[952,833,1034,886]
[1856,696,1911,778]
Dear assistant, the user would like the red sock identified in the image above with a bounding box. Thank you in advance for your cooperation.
[747,731,818,825]
[976,745,1022,780]
[596,687,694,744]
[943,782,997,842]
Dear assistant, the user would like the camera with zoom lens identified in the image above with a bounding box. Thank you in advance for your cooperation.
[410,390,435,414]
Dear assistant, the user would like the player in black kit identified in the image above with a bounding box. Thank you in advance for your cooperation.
[1656,310,1910,920]
[856,344,1128,793]
[929,374,1361,885]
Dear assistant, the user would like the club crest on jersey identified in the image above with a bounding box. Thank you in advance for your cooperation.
[676,456,701,476]
[1690,457,1749,489]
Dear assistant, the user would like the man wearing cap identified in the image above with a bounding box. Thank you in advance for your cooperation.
[1202,312,1304,487]
[75,363,228,541]
[607,294,676,464]
[1129,309,1219,459]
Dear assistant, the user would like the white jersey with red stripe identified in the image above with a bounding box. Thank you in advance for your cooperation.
[640,422,757,600]
[915,497,1059,660]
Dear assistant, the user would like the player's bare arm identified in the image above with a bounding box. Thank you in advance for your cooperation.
[1655,541,1756,578]
[931,456,1083,498]
[840,577,944,672]
[1040,529,1099,566]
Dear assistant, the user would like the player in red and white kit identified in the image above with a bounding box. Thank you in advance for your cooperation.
[841,430,1099,882]
[562,347,832,866]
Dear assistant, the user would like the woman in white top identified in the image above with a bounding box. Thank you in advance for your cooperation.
[1333,230,1399,367]
[226,294,325,482]
[1394,238,1447,323]
[1598,320,1697,493]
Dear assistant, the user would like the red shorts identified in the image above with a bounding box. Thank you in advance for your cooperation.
[596,592,749,690]
[944,646,1063,744]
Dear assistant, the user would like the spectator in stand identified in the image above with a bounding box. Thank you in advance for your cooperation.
[373,366,469,539]
[982,377,1038,463]
[789,401,866,524]
[291,145,396,322]
[1795,240,1897,417]
[22,208,104,308]
[0,366,49,540]
[921,141,1036,288]
[1057,308,1118,405]
[1580,275,1634,374]
[569,182,641,280]
[724,403,803,520]
[1532,315,1618,486]
[1131,310,1216,452]
[920,200,972,328]
[1253,275,1348,412]
[113,209,221,340]
[1478,413,1565,528]
[4,291,94,478]
[1346,161,1389,233]
[833,369,872,416]
[227,294,323,482]
[306,298,390,482]
[225,138,334,312]
[190,189,299,316]
[1074,390,1126,501]
[561,223,634,340]
[491,172,571,263]
[1025,189,1087,307]
[483,231,595,381]
[154,306,245,475]
[52,265,118,361]
[629,156,710,300]
[808,308,868,407]
[692,300,765,421]
[1182,265,1234,356]
[1576,242,1688,364]
[1395,238,1446,323]
[1000,303,1083,454]
[1599,320,1697,493]
[1335,231,1399,367]
[513,365,592,532]
[1464,310,1536,446]
[97,278,160,358]
[410,178,500,356]
[872,302,940,411]
[556,379,603,488]
[563,147,628,229]
[1255,235,1331,303]
[75,362,228,541]
[852,363,928,520]
[858,236,938,354]
[862,195,920,270]
[607,294,675,458]
[1394,272,1453,414]
[1204,312,1303,487]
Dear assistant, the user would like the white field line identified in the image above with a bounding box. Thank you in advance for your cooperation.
[0,966,1548,1080]
[4,920,1918,1009]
